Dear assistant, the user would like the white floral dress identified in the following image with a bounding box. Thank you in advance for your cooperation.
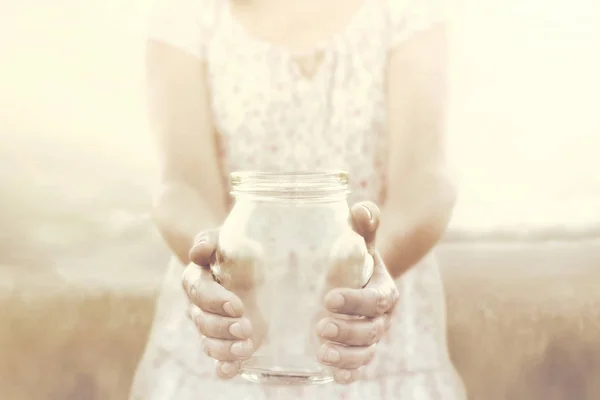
[130,0,467,398]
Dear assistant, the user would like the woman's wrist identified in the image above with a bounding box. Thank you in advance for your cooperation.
[152,181,224,264]
[377,211,451,279]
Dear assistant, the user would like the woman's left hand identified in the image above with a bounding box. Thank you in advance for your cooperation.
[316,202,399,384]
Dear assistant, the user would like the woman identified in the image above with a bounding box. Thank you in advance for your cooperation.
[130,0,466,398]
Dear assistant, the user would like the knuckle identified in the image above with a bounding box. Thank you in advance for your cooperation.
[202,336,212,357]
[358,289,373,312]
[204,296,223,315]
[189,279,203,303]
[181,267,192,292]
[338,349,362,369]
[335,320,351,342]
[364,345,377,365]
[191,277,202,294]
[217,320,232,338]
[205,296,222,312]
[182,268,202,298]
[349,355,364,369]
[365,288,383,315]
[186,303,195,320]
[206,318,228,339]
[348,294,362,314]
[367,325,379,345]
[194,311,208,334]
[204,338,230,361]
[375,289,392,314]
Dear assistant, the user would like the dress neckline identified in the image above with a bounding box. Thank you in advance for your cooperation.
[223,0,373,58]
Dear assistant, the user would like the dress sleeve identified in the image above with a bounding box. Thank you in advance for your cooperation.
[147,0,218,59]
[388,0,448,48]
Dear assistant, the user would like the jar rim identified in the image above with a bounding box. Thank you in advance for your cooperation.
[231,170,348,184]
[230,170,350,201]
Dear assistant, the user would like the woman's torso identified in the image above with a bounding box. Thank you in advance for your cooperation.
[145,0,452,382]
[206,0,390,204]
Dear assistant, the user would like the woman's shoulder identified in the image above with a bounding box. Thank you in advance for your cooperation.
[147,0,223,59]
[384,0,449,47]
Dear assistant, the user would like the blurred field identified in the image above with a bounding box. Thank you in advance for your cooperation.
[2,240,600,400]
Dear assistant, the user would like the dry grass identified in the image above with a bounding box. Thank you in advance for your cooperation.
[0,290,156,400]
[441,241,600,400]
[445,274,600,400]
[1,241,600,400]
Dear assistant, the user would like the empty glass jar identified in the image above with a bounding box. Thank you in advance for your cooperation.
[211,171,373,385]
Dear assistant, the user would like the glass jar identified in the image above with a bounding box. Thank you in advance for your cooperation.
[211,171,373,385]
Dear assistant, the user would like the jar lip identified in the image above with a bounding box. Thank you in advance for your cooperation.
[230,170,348,185]
[230,170,350,201]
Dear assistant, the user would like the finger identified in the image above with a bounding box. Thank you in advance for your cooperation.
[316,315,387,346]
[203,337,254,362]
[182,264,244,317]
[324,285,395,318]
[188,304,253,340]
[368,255,400,312]
[332,368,362,384]
[215,361,241,379]
[215,234,265,290]
[189,230,219,267]
[326,236,373,289]
[350,201,380,247]
[317,342,376,370]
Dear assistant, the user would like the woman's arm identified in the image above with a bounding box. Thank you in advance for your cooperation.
[379,24,456,279]
[147,40,228,264]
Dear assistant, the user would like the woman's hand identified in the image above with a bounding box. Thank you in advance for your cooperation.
[182,202,398,383]
[316,202,399,384]
[182,230,265,379]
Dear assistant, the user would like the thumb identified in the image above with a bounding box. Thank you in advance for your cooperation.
[350,201,380,247]
[189,229,219,267]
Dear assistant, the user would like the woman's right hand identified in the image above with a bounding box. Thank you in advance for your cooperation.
[182,230,263,379]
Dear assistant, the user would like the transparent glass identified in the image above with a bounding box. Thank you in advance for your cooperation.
[212,171,373,385]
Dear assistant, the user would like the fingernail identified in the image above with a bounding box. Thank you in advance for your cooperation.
[223,302,236,317]
[220,362,237,375]
[231,340,253,357]
[338,369,352,382]
[360,204,373,222]
[229,322,247,339]
[326,293,345,311]
[321,322,339,339]
[324,347,340,363]
[191,237,207,251]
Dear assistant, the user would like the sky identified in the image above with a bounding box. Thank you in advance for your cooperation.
[1,0,599,238]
